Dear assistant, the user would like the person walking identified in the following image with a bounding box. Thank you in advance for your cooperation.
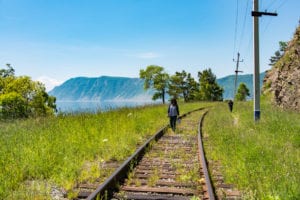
[228,100,234,112]
[168,98,180,132]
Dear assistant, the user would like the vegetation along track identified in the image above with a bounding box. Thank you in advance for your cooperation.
[75,108,216,200]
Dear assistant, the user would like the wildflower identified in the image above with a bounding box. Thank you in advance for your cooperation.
[102,139,108,142]
[199,178,205,184]
[127,113,132,117]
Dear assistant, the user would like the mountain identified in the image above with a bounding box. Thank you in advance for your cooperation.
[49,73,266,102]
[217,72,266,100]
[49,76,154,101]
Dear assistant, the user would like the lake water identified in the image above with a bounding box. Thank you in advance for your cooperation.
[56,101,158,113]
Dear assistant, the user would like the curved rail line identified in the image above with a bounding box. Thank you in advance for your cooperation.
[83,108,215,200]
[198,111,215,200]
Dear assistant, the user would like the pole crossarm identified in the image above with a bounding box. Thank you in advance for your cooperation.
[252,11,278,17]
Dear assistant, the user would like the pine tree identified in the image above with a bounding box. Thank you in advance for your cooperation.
[198,68,223,101]
[235,83,250,101]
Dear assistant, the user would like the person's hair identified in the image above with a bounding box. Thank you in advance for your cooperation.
[171,98,177,105]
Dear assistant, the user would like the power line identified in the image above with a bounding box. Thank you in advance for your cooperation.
[262,15,274,35]
[275,0,288,11]
[261,0,286,36]
[265,0,278,10]
[232,0,239,59]
[238,0,251,52]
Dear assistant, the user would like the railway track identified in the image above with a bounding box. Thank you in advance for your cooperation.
[74,108,216,200]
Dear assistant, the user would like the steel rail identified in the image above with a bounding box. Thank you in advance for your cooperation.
[86,125,168,200]
[197,111,216,200]
[86,107,205,200]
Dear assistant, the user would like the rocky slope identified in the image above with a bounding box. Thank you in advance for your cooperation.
[263,25,300,111]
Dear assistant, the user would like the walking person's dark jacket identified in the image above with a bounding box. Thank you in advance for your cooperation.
[168,99,180,131]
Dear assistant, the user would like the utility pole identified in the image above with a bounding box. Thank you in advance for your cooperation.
[233,52,243,99]
[252,0,277,121]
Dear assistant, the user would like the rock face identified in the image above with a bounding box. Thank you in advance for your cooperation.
[263,25,300,111]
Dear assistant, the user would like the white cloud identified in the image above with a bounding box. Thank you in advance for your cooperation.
[35,76,63,92]
[137,52,161,59]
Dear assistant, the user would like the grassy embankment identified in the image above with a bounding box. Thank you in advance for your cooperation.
[0,102,206,199]
[1,99,299,200]
[203,97,300,199]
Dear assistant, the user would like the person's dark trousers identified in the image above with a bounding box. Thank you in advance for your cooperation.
[170,116,177,131]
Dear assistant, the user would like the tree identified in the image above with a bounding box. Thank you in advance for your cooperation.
[235,83,250,101]
[269,41,288,66]
[186,73,200,101]
[0,65,57,119]
[198,68,223,101]
[139,65,169,104]
[168,70,187,101]
[168,70,199,102]
[0,92,27,118]
[0,64,15,78]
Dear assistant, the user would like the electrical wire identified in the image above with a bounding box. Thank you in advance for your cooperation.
[275,0,288,11]
[238,0,250,52]
[266,0,280,10]
[262,0,288,35]
[232,0,239,60]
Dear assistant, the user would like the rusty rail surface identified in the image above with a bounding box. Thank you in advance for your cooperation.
[197,111,215,200]
[86,126,168,200]
[86,107,210,200]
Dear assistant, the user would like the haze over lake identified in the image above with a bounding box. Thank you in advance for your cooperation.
[56,100,158,113]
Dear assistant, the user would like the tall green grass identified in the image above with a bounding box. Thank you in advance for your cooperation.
[0,102,206,199]
[203,98,300,199]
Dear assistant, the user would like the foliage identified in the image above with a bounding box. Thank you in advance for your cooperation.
[269,41,288,66]
[0,65,57,119]
[203,99,300,199]
[168,70,199,102]
[185,73,200,101]
[0,64,15,78]
[198,68,223,101]
[139,65,169,104]
[235,82,250,101]
[140,66,224,102]
[0,92,27,118]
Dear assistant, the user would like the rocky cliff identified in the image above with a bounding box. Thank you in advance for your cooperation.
[263,25,300,111]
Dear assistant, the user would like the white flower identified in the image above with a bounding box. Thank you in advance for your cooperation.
[102,139,108,142]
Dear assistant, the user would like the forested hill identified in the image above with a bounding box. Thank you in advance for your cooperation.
[49,73,266,101]
[218,72,266,99]
[49,76,154,101]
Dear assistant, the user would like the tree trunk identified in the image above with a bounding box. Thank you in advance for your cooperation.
[162,89,165,104]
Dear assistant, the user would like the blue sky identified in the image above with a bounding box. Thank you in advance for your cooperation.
[0,0,299,91]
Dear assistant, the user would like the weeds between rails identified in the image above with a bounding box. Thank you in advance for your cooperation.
[84,108,219,200]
